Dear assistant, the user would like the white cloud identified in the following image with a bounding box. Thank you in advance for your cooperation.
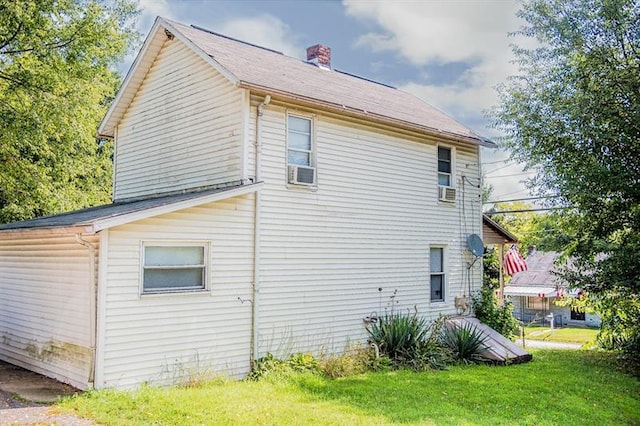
[343,0,523,130]
[217,15,301,58]
[138,0,174,32]
[343,1,531,200]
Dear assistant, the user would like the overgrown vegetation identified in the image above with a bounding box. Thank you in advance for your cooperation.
[472,284,519,340]
[365,311,453,371]
[493,0,640,372]
[58,350,640,425]
[0,0,140,223]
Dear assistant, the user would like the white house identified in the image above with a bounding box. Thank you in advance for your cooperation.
[0,17,494,389]
[505,250,601,327]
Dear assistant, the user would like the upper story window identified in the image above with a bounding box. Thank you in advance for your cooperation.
[430,247,445,302]
[287,114,316,185]
[437,146,452,187]
[142,243,208,294]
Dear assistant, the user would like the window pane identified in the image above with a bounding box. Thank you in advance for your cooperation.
[438,173,451,186]
[438,147,451,161]
[430,248,443,272]
[288,116,311,133]
[289,132,311,150]
[438,159,451,174]
[144,268,204,290]
[288,150,310,166]
[145,246,203,266]
[430,275,443,301]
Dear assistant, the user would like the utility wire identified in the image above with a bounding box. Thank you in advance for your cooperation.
[484,195,562,204]
[484,207,569,215]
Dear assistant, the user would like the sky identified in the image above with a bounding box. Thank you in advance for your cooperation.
[129,0,534,204]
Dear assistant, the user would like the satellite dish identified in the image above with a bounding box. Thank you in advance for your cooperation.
[467,234,484,257]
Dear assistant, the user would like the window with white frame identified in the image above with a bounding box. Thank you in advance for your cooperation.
[437,146,452,187]
[142,243,208,294]
[287,114,316,185]
[430,247,445,302]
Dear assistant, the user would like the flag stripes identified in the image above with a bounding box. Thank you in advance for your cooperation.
[504,245,528,275]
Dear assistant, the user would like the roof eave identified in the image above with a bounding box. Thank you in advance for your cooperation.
[483,214,519,243]
[238,81,495,147]
[92,182,262,231]
[0,225,95,240]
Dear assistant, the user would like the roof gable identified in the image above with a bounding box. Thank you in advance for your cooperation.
[101,17,493,147]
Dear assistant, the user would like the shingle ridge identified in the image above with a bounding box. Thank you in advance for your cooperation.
[190,24,284,56]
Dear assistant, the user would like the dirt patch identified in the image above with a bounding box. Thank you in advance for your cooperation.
[0,361,94,425]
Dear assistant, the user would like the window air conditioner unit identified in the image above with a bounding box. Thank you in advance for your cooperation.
[438,185,456,202]
[288,165,316,185]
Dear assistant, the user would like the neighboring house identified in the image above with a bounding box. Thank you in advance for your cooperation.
[0,18,494,389]
[504,250,601,327]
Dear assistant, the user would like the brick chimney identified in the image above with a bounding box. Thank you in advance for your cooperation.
[306,44,331,69]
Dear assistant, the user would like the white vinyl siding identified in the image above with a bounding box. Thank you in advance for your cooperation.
[0,234,96,389]
[252,99,482,357]
[99,195,254,389]
[114,38,244,201]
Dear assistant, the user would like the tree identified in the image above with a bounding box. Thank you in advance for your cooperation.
[0,0,138,223]
[494,0,640,366]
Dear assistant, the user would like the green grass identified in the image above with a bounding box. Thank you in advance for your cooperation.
[58,350,639,425]
[522,326,599,344]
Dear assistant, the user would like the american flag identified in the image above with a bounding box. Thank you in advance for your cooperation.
[504,245,528,275]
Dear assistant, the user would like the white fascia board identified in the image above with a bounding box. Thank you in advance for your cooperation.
[98,18,166,138]
[92,183,263,232]
[161,19,240,86]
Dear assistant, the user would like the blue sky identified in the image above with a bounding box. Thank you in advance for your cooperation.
[131,0,533,202]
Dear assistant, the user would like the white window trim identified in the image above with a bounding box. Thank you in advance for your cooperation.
[429,245,447,303]
[140,241,211,296]
[286,112,317,189]
[437,144,455,189]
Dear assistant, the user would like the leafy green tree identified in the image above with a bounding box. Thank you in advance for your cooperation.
[493,0,640,364]
[0,0,138,223]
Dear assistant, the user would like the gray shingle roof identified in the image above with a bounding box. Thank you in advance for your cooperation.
[0,183,255,232]
[168,19,487,144]
[508,251,560,287]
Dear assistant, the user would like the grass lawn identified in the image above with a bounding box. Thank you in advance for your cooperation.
[58,350,639,426]
[522,326,599,344]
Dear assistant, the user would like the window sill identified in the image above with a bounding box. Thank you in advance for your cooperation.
[286,183,318,192]
[140,289,211,298]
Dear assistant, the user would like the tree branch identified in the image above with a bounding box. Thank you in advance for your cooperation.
[0,21,23,52]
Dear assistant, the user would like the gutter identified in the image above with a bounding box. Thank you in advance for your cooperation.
[251,94,271,364]
[237,82,495,148]
[75,234,98,389]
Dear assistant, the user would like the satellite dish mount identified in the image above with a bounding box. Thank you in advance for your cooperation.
[467,234,484,269]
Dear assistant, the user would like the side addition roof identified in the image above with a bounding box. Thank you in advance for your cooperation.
[0,183,262,237]
[99,17,494,148]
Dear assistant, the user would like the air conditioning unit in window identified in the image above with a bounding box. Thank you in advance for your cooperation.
[288,165,316,185]
[438,185,456,203]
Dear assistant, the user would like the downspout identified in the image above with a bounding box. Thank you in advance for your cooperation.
[251,94,271,365]
[75,233,97,388]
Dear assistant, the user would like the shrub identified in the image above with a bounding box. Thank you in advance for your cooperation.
[440,322,489,364]
[366,307,429,361]
[247,352,321,381]
[321,346,373,378]
[471,285,519,340]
